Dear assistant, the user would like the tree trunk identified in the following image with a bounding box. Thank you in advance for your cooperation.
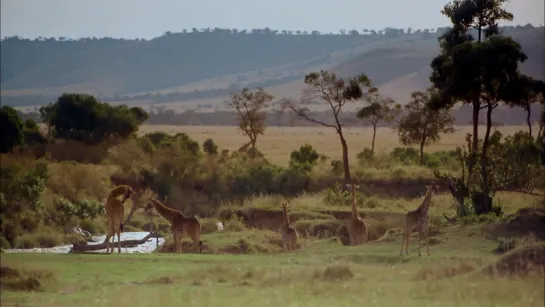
[469,101,480,183]
[479,102,494,214]
[419,137,426,166]
[338,129,351,182]
[72,232,158,253]
[526,105,532,137]
[371,124,377,156]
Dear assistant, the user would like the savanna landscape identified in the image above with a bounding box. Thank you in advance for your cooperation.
[1,0,545,306]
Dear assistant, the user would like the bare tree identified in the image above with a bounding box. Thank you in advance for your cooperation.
[356,92,400,155]
[227,87,273,153]
[283,70,376,181]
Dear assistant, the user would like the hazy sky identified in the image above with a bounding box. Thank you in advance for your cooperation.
[1,0,543,39]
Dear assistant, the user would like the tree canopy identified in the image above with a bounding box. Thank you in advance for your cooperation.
[40,93,149,144]
[395,88,455,165]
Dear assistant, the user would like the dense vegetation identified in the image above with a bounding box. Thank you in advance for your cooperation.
[0,1,544,253]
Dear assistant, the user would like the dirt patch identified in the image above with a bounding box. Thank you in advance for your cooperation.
[147,276,174,284]
[487,207,545,240]
[482,242,545,278]
[314,264,354,281]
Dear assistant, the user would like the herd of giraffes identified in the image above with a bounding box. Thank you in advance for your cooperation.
[103,182,440,256]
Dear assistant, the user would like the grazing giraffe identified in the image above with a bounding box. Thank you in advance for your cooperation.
[399,182,439,256]
[104,185,134,254]
[144,197,203,254]
[280,203,298,251]
[346,183,368,246]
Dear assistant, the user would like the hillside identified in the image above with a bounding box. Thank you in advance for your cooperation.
[1,25,543,113]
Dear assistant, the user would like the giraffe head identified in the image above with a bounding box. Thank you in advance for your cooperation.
[144,197,155,215]
[281,203,289,211]
[428,182,439,194]
[122,186,135,201]
[342,183,360,193]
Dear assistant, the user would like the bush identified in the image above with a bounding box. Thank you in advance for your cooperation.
[12,230,63,249]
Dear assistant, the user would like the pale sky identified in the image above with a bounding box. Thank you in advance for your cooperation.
[1,0,543,39]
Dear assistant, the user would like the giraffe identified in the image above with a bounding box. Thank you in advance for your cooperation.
[346,183,368,246]
[399,182,439,256]
[104,185,134,254]
[144,197,203,254]
[280,203,298,251]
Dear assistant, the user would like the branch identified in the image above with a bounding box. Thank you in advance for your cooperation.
[282,99,337,129]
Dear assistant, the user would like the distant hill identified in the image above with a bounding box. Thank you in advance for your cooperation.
[1,25,543,113]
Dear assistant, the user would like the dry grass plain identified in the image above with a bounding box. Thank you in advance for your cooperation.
[138,125,529,165]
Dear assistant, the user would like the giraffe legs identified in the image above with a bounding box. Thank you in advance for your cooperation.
[117,231,121,254]
[172,231,183,253]
[400,220,411,256]
[105,234,111,254]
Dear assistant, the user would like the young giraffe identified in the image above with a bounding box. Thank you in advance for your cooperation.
[280,203,298,251]
[104,185,134,254]
[399,182,439,256]
[144,197,203,253]
[346,183,368,246]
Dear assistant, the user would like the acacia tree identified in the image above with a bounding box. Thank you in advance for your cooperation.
[283,70,376,181]
[431,0,514,183]
[395,88,455,165]
[430,0,531,211]
[356,93,400,156]
[503,74,545,137]
[227,87,273,153]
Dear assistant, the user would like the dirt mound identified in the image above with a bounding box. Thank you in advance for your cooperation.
[488,208,545,240]
[414,261,476,281]
[0,266,21,279]
[482,242,545,278]
[0,266,44,292]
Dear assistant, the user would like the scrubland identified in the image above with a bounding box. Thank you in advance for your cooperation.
[1,125,544,307]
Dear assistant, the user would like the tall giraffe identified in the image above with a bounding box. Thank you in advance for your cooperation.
[104,185,134,254]
[399,182,439,256]
[346,184,368,246]
[144,197,203,253]
[280,203,298,251]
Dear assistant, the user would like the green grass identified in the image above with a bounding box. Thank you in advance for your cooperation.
[2,226,543,307]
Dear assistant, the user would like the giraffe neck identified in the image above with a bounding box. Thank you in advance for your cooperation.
[351,189,358,218]
[282,208,291,227]
[151,200,180,224]
[418,188,433,216]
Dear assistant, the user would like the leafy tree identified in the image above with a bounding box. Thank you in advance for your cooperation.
[0,105,24,153]
[40,93,148,144]
[227,87,273,153]
[502,75,545,137]
[356,93,400,155]
[203,138,218,155]
[284,70,376,181]
[395,88,455,165]
[431,0,514,182]
[430,0,531,209]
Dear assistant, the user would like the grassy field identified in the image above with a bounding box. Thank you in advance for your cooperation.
[2,226,544,307]
[138,125,529,165]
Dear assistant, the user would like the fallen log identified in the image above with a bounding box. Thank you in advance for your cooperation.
[70,232,158,253]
